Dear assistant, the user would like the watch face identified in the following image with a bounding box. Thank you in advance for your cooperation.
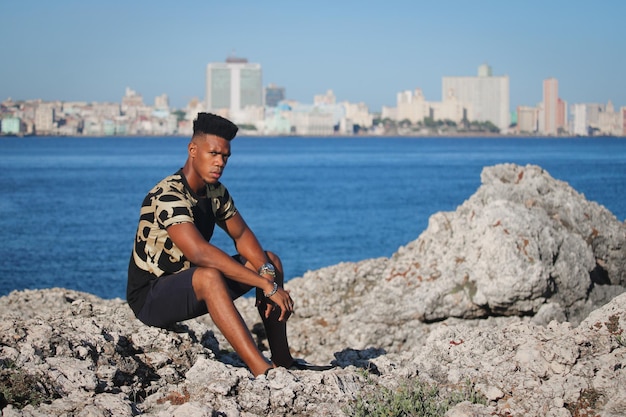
[260,263,276,277]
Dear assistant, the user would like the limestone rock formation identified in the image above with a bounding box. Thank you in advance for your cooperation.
[1,164,624,416]
[283,163,626,361]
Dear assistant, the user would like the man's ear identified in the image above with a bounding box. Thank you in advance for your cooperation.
[188,140,197,157]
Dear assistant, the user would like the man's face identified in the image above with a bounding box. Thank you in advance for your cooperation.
[189,133,232,184]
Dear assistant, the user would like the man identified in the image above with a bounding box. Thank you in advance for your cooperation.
[127,112,326,377]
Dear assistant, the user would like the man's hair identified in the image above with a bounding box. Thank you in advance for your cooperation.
[192,112,238,141]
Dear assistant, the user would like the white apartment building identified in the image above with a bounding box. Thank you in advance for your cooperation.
[430,89,472,124]
[396,89,430,124]
[121,87,145,119]
[342,101,373,129]
[392,88,470,126]
[517,106,539,134]
[569,102,624,136]
[571,103,591,136]
[442,64,510,131]
[34,103,55,134]
[288,105,335,136]
[206,56,263,124]
[597,101,623,136]
[380,105,397,121]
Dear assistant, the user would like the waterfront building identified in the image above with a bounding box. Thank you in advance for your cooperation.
[183,98,204,120]
[92,102,122,119]
[121,87,145,119]
[597,101,623,136]
[542,78,559,135]
[177,97,205,136]
[516,106,539,134]
[396,89,430,124]
[34,103,55,134]
[82,116,104,136]
[263,105,292,135]
[1,117,21,135]
[430,89,471,125]
[265,83,285,107]
[391,87,470,127]
[571,103,591,136]
[441,64,510,132]
[570,102,614,136]
[558,99,568,134]
[342,101,373,129]
[205,56,263,123]
[154,94,169,110]
[57,114,82,136]
[288,104,335,136]
[380,105,398,121]
[62,101,88,116]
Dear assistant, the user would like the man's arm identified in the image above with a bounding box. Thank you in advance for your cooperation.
[219,212,294,321]
[166,220,274,294]
[167,216,293,321]
[218,212,272,272]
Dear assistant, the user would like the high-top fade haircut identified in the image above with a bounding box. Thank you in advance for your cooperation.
[192,112,238,141]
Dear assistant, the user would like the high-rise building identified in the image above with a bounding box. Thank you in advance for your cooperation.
[441,64,510,132]
[34,103,55,134]
[206,56,263,119]
[516,106,539,134]
[571,102,605,136]
[265,83,285,107]
[396,89,430,124]
[543,78,559,135]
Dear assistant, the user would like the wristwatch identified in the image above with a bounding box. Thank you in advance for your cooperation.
[258,262,276,279]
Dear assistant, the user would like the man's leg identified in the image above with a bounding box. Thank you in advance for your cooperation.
[252,252,295,368]
[192,266,273,376]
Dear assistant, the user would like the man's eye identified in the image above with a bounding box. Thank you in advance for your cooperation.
[210,151,229,160]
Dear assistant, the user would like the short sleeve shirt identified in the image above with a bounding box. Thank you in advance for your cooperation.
[127,169,237,312]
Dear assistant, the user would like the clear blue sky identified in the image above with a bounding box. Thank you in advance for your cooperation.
[2,0,625,112]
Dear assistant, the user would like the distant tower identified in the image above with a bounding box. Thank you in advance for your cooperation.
[265,83,286,107]
[442,64,510,131]
[543,78,559,135]
[206,55,263,116]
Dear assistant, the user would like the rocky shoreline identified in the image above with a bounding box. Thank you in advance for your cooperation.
[1,163,625,416]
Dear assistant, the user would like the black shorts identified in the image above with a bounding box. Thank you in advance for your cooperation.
[136,262,252,328]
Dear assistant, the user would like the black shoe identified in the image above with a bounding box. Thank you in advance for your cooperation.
[288,359,334,371]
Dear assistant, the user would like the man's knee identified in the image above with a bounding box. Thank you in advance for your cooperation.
[266,251,282,268]
[192,267,224,296]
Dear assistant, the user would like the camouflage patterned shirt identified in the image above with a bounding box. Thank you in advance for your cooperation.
[127,169,237,312]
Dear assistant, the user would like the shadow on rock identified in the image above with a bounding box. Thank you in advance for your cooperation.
[333,347,386,375]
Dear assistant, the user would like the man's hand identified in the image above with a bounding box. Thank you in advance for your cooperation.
[257,285,294,322]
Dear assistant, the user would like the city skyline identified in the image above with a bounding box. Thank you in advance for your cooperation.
[1,1,625,112]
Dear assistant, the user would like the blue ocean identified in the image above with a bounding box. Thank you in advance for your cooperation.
[1,136,624,300]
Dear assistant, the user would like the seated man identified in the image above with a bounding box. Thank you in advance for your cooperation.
[126,112,327,376]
